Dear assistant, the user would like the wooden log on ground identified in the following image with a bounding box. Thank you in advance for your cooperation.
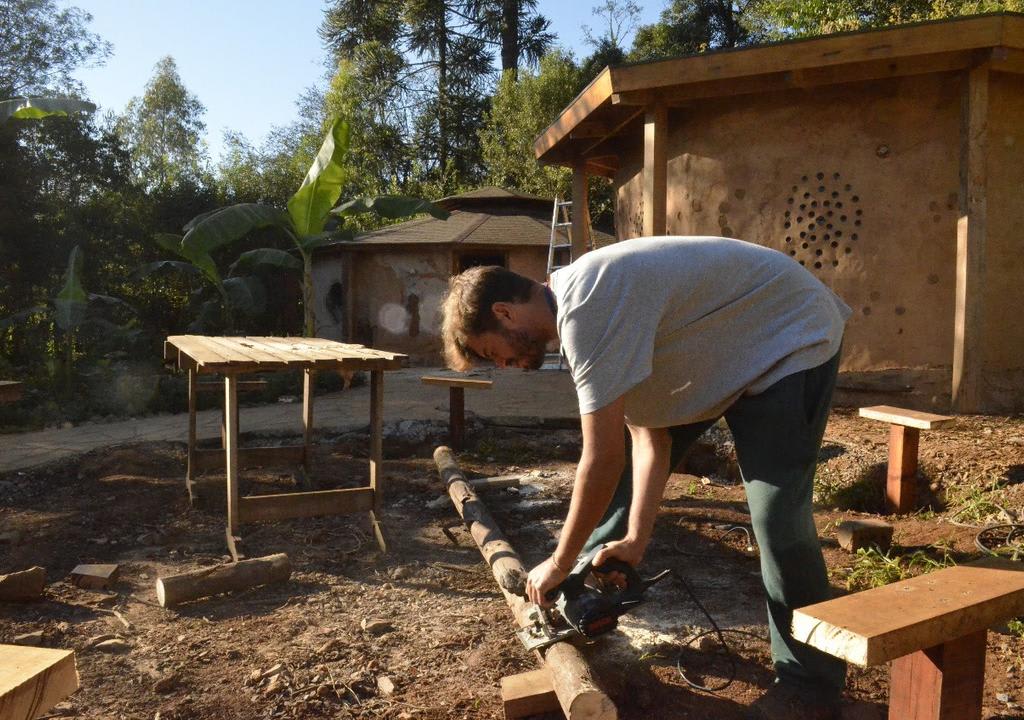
[434,446,527,597]
[433,446,617,720]
[0,645,79,720]
[0,567,46,602]
[155,553,290,608]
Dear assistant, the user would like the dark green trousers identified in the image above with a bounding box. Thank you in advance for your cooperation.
[584,352,846,697]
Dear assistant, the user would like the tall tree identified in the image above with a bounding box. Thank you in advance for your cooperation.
[479,50,584,197]
[466,0,555,78]
[320,0,495,193]
[115,56,210,190]
[630,0,766,61]
[0,0,111,98]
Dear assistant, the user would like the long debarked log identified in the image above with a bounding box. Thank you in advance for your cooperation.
[433,446,617,720]
[155,553,291,607]
[0,566,46,601]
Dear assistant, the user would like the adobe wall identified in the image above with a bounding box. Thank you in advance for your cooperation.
[508,246,548,281]
[615,73,968,405]
[984,71,1024,411]
[349,248,451,363]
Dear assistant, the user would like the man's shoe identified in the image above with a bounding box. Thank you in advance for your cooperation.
[745,680,841,720]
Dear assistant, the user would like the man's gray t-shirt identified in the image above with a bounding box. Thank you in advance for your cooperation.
[548,236,852,427]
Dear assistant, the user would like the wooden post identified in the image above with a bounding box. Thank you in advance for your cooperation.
[368,369,386,552]
[888,630,986,720]
[449,386,465,450]
[953,63,989,413]
[302,368,315,473]
[642,103,668,237]
[187,368,197,502]
[886,425,920,514]
[224,374,241,558]
[571,163,591,259]
[433,447,618,720]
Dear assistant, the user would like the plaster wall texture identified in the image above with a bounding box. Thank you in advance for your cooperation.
[614,74,964,377]
[351,249,451,362]
[310,253,349,342]
[984,71,1024,403]
[508,246,548,281]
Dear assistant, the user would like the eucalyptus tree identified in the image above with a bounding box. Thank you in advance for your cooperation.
[115,56,210,191]
[0,0,111,98]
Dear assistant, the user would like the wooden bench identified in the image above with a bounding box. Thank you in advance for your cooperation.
[859,405,955,514]
[0,645,79,719]
[420,376,493,450]
[793,558,1024,720]
[0,381,23,404]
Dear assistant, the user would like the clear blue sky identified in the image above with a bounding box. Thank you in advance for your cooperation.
[72,0,665,163]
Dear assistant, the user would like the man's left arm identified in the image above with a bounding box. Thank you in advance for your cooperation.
[525,395,626,606]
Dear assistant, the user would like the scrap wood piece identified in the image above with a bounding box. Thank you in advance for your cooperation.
[0,567,46,602]
[0,645,79,720]
[0,381,22,404]
[155,553,290,608]
[502,668,560,719]
[70,564,119,591]
[433,446,617,720]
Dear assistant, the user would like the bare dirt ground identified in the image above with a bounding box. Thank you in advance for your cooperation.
[2,408,1023,719]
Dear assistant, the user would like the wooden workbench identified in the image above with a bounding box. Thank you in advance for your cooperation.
[163,336,406,559]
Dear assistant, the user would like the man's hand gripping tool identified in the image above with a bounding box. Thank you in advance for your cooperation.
[516,544,671,652]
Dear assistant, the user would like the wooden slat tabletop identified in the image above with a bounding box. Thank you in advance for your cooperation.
[165,336,406,374]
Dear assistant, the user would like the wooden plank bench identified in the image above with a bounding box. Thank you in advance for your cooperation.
[0,381,23,404]
[859,405,955,513]
[0,645,79,719]
[420,376,493,450]
[792,558,1024,720]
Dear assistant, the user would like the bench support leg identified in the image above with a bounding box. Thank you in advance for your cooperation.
[889,629,986,720]
[886,424,920,513]
[449,386,465,450]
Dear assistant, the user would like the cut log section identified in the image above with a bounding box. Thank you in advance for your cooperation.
[0,645,79,720]
[0,567,46,602]
[433,446,617,720]
[156,553,291,608]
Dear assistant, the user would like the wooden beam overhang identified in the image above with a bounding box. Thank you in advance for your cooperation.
[534,14,1024,169]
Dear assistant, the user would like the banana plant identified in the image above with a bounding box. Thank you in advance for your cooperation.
[2,246,136,394]
[0,97,96,123]
[163,117,449,337]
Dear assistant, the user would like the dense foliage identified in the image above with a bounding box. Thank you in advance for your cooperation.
[1,0,1020,428]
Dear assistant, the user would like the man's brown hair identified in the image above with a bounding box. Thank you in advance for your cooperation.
[441,265,535,370]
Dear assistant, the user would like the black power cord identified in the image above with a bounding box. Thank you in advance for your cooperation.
[975,523,1024,559]
[672,522,769,692]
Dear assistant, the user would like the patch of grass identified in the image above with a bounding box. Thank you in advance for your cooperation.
[944,474,1006,524]
[1007,619,1024,639]
[844,545,956,592]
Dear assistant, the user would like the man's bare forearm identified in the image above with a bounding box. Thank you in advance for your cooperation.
[625,426,672,549]
[552,452,625,568]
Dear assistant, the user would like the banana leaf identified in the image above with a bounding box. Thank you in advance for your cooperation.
[228,248,302,276]
[1,97,96,123]
[54,246,87,333]
[287,118,351,237]
[182,204,290,257]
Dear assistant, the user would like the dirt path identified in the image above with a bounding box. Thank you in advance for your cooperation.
[0,368,578,473]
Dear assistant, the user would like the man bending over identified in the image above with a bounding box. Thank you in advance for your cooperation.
[440,235,851,719]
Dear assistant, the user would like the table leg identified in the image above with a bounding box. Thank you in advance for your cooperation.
[888,630,986,720]
[186,368,197,504]
[224,374,243,560]
[887,425,920,514]
[368,369,386,553]
[449,386,465,450]
[303,368,315,475]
